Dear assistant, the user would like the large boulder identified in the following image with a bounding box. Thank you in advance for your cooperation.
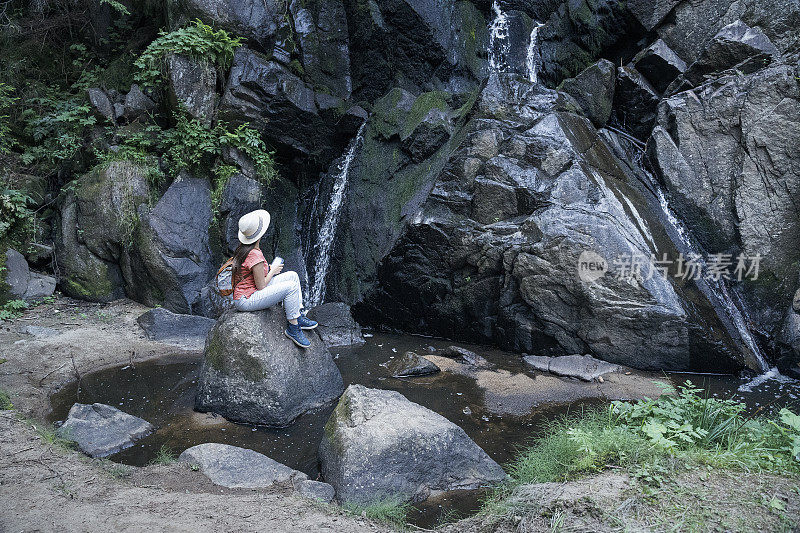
[3,248,55,301]
[126,173,216,314]
[218,47,367,176]
[179,443,307,488]
[613,66,659,140]
[318,385,506,504]
[632,39,687,94]
[56,161,151,302]
[195,307,344,426]
[137,307,216,350]
[57,403,153,458]
[647,64,800,333]
[681,20,781,88]
[557,59,615,127]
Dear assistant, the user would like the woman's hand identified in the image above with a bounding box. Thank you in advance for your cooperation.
[271,263,284,276]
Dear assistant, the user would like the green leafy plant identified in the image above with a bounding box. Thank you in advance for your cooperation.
[0,188,35,244]
[775,408,800,462]
[150,444,178,465]
[134,19,243,87]
[0,299,28,321]
[0,83,17,154]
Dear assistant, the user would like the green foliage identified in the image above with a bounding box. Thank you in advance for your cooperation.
[0,83,17,154]
[19,90,98,167]
[775,408,800,462]
[37,424,77,452]
[343,496,412,528]
[0,187,35,245]
[99,0,130,15]
[0,299,28,321]
[0,388,12,410]
[134,19,243,87]
[150,444,178,465]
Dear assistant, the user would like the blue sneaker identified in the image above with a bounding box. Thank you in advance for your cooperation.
[297,315,318,330]
[285,323,311,348]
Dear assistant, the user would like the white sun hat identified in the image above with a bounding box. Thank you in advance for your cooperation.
[238,209,271,245]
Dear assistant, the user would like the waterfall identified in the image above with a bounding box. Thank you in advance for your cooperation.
[647,177,771,375]
[525,21,544,83]
[488,1,510,75]
[307,123,366,307]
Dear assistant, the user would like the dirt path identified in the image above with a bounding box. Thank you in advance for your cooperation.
[0,298,391,533]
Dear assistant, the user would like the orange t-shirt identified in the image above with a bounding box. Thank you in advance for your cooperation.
[233,249,269,300]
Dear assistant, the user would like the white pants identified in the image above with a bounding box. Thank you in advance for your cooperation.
[233,271,303,320]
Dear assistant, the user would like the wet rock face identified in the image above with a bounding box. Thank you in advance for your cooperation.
[613,66,659,140]
[351,76,716,371]
[318,384,506,504]
[179,443,308,489]
[306,303,365,347]
[648,64,800,331]
[165,54,217,126]
[170,0,284,51]
[387,351,440,377]
[196,307,344,426]
[557,59,615,127]
[218,47,366,176]
[57,403,153,458]
[632,39,687,94]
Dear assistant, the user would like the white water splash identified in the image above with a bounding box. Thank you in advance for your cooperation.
[308,123,366,307]
[738,367,796,392]
[488,1,510,75]
[525,21,544,83]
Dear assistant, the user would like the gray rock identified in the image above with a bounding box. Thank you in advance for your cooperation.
[441,346,495,370]
[558,59,616,127]
[19,325,59,338]
[127,173,215,314]
[123,84,156,120]
[57,403,153,458]
[794,289,800,313]
[4,249,56,301]
[648,65,800,334]
[523,354,621,381]
[179,443,307,488]
[294,479,335,503]
[166,54,216,126]
[627,0,681,31]
[137,307,216,350]
[633,39,687,93]
[196,307,344,426]
[387,351,440,378]
[87,88,115,123]
[199,280,234,319]
[683,20,781,87]
[306,303,364,347]
[613,66,659,140]
[656,0,744,65]
[218,48,366,174]
[171,0,284,50]
[318,385,506,504]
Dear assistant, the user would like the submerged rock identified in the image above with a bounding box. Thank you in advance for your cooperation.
[195,307,344,426]
[136,308,216,350]
[57,403,153,458]
[441,346,495,371]
[179,443,307,489]
[523,354,621,382]
[319,385,506,504]
[386,351,440,378]
[306,303,365,347]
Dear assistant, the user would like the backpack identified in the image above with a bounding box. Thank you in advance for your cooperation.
[216,258,236,298]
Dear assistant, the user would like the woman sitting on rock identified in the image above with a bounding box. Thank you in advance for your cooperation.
[232,209,317,348]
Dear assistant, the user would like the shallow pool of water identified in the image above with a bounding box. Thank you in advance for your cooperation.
[48,332,800,527]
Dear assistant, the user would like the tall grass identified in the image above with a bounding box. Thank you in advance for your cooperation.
[342,496,412,528]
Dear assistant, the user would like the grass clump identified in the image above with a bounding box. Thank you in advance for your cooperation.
[36,424,77,452]
[0,388,12,410]
[483,382,800,515]
[150,444,178,465]
[343,496,412,528]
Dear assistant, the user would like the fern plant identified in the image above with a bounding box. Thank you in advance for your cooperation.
[134,19,243,87]
[0,83,17,154]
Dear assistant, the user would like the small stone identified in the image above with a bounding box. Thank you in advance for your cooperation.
[386,352,440,378]
[19,325,58,338]
[523,354,620,382]
[294,479,336,503]
[179,443,307,489]
[57,403,153,458]
[441,346,496,370]
[87,88,115,123]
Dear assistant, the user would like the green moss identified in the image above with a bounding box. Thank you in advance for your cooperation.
[205,327,266,382]
[401,91,450,139]
[63,273,114,301]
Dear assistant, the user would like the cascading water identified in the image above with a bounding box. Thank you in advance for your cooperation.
[307,123,366,307]
[525,21,544,83]
[488,1,510,75]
